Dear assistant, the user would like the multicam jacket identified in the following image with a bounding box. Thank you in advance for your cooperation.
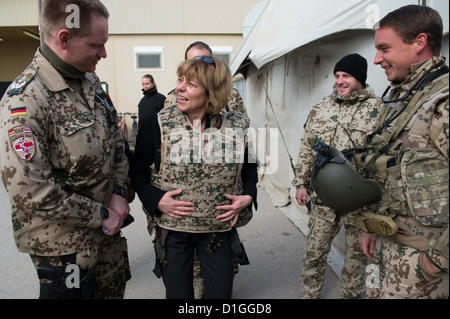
[151,105,250,233]
[366,56,449,272]
[292,85,383,194]
[0,49,128,256]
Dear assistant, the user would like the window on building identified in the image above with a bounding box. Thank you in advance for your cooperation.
[134,47,164,71]
[211,46,233,66]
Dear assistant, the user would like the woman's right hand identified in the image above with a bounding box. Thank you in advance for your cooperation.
[157,188,194,219]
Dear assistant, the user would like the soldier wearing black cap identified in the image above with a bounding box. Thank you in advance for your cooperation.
[292,53,384,299]
[334,53,368,87]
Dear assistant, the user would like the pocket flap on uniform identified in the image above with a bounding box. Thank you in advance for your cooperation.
[58,112,95,136]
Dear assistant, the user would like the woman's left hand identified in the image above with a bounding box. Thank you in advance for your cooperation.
[216,194,253,226]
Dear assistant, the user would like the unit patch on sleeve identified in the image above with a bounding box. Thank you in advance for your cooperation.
[7,66,36,96]
[9,125,36,161]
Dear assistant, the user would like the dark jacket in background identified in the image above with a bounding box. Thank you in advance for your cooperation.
[138,87,166,129]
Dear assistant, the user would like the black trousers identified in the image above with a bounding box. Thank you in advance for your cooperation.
[162,230,234,299]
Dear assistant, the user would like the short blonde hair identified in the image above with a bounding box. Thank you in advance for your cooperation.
[177,56,232,115]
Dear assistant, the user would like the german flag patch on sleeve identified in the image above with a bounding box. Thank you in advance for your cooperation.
[11,107,27,117]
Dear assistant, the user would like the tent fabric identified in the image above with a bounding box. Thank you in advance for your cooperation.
[232,0,449,74]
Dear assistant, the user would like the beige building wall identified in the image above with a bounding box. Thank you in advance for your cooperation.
[101,0,257,35]
[0,38,40,81]
[1,0,261,121]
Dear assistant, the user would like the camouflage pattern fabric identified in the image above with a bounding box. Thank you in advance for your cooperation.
[362,56,449,298]
[366,236,449,299]
[152,105,250,233]
[164,88,247,114]
[376,149,448,225]
[0,50,128,256]
[0,49,129,297]
[162,89,247,298]
[300,204,366,299]
[292,84,384,298]
[292,85,383,189]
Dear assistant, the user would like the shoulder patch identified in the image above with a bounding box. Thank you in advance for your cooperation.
[9,125,36,161]
[7,67,36,96]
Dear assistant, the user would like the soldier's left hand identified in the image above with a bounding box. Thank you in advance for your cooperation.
[101,207,124,235]
[108,194,131,221]
[216,194,252,226]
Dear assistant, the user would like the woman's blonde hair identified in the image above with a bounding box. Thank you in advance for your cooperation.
[177,56,232,115]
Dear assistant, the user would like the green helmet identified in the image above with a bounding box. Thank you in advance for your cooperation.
[311,141,381,213]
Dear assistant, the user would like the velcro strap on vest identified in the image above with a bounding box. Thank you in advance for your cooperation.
[428,226,449,259]
[392,230,429,251]
[373,155,394,183]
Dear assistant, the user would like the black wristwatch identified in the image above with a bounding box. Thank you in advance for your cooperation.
[112,187,128,198]
[100,206,109,220]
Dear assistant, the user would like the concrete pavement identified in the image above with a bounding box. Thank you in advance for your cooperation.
[0,182,340,299]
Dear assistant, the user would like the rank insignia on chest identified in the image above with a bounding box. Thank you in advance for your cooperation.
[9,125,36,161]
[95,91,119,124]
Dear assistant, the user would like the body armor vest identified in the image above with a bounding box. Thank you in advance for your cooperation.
[360,62,449,227]
[152,106,251,233]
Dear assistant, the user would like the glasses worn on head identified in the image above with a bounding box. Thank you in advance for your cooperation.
[194,56,216,67]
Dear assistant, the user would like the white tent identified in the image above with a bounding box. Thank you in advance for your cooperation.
[232,0,450,281]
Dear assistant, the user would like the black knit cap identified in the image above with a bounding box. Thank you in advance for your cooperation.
[333,53,367,86]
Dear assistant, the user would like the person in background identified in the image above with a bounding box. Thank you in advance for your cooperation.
[292,53,384,298]
[138,74,165,129]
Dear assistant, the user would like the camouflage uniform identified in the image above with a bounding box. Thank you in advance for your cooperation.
[292,85,384,298]
[0,49,130,298]
[362,56,449,299]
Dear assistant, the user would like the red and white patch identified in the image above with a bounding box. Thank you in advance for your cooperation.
[8,125,36,161]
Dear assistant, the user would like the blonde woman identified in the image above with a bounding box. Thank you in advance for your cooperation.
[130,56,258,299]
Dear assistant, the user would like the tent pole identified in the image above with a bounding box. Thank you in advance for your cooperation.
[38,0,43,47]
[258,73,296,174]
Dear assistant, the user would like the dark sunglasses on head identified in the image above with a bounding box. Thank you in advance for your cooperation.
[194,56,216,67]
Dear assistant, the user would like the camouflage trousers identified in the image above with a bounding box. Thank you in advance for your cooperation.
[300,206,366,299]
[30,233,130,299]
[366,236,449,299]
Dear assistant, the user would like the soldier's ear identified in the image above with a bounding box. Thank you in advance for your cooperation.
[415,33,428,55]
[57,29,72,49]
